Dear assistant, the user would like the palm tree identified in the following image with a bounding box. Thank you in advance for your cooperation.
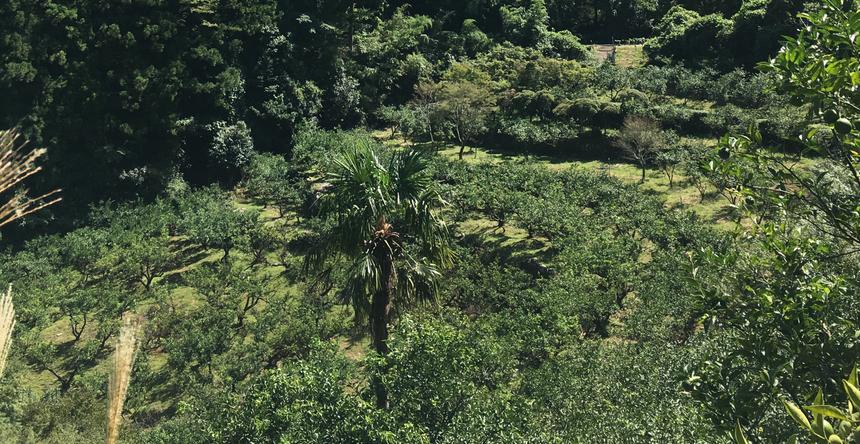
[308,141,452,409]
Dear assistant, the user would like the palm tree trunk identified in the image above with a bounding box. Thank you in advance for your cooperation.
[370,253,394,409]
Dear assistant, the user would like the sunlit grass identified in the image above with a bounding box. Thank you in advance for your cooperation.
[434,142,743,228]
[614,44,646,68]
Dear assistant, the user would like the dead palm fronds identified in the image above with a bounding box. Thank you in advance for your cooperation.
[0,128,62,228]
[106,317,138,444]
[0,285,14,378]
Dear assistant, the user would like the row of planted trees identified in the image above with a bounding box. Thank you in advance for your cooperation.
[0,128,147,444]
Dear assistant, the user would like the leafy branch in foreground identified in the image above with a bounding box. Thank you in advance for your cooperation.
[0,128,61,228]
[736,366,860,444]
[711,0,860,248]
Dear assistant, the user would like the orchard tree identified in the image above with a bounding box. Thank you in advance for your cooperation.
[408,82,442,143]
[96,201,178,291]
[616,116,666,183]
[308,142,452,409]
[423,78,496,160]
[178,188,261,262]
[596,63,633,101]
[243,153,305,218]
[654,133,683,189]
[682,143,712,202]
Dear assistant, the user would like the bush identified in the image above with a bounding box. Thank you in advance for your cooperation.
[653,105,711,135]
[645,7,733,68]
[206,120,255,181]
[618,88,651,118]
[138,345,429,444]
[544,30,590,61]
[522,341,727,443]
[291,124,375,173]
[701,105,751,134]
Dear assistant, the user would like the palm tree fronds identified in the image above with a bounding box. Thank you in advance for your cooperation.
[389,148,432,203]
[395,253,442,306]
[312,141,451,318]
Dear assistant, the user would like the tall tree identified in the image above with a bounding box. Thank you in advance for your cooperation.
[308,142,451,409]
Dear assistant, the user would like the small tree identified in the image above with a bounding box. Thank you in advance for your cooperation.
[616,116,665,183]
[430,80,496,160]
[178,188,261,262]
[680,141,711,202]
[243,153,305,219]
[596,63,633,101]
[654,133,682,189]
[410,82,441,143]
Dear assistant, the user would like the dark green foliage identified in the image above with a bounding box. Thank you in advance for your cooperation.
[523,341,726,443]
[137,345,428,444]
[0,2,853,443]
[0,0,805,227]
[177,187,261,261]
[645,1,807,69]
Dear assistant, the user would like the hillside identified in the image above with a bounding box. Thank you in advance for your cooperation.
[0,1,858,444]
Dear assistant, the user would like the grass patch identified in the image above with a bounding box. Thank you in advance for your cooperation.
[615,45,646,68]
[432,142,746,229]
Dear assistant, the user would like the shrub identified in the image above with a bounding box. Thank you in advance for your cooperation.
[206,120,255,180]
[544,30,590,61]
[522,341,727,443]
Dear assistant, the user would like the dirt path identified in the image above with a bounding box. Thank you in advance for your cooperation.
[592,44,616,63]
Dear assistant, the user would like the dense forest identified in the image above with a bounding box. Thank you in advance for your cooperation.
[0,0,859,443]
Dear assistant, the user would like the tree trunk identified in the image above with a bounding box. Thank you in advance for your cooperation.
[640,164,646,183]
[456,124,465,160]
[370,253,394,409]
[428,118,435,143]
[348,2,356,55]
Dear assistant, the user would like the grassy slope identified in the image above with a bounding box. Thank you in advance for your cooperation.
[375,125,815,230]
[614,44,646,68]
[591,44,646,68]
[16,196,318,411]
[426,139,739,230]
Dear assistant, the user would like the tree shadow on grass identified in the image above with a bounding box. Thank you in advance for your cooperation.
[460,227,553,267]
